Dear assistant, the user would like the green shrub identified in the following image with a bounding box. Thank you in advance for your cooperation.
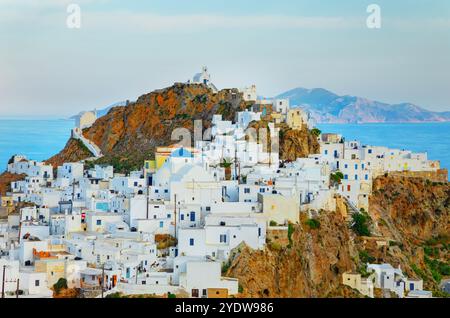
[269,220,278,227]
[221,262,231,274]
[105,292,122,298]
[53,278,68,295]
[238,285,244,293]
[351,213,371,236]
[311,128,322,137]
[287,223,295,248]
[359,251,375,264]
[411,264,426,280]
[330,171,344,185]
[167,292,176,298]
[270,242,282,251]
[305,219,321,230]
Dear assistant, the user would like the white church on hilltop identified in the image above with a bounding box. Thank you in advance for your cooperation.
[188,66,218,93]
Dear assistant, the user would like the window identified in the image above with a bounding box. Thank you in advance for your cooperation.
[220,234,227,243]
[35,280,40,287]
[258,228,261,237]
[205,206,211,212]
[259,188,265,193]
[347,185,351,192]
[164,189,168,193]
[368,149,373,154]
[244,188,250,194]
[180,214,184,221]
[362,164,365,170]
[189,238,194,246]
[344,164,348,169]
[344,174,348,180]
[365,174,369,180]
[134,182,138,187]
[190,212,196,222]
[355,175,358,180]
[324,150,328,155]
[159,221,164,228]
[355,164,358,170]
[167,214,171,218]
[155,189,159,193]
[96,219,102,225]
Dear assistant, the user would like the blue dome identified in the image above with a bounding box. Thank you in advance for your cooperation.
[171,147,193,158]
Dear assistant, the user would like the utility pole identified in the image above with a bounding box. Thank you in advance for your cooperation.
[101,263,105,298]
[234,148,238,181]
[135,265,138,285]
[1,265,6,298]
[16,279,19,298]
[173,194,177,240]
[18,208,23,244]
[146,186,149,220]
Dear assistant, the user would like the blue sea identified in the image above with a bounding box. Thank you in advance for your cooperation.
[0,120,448,178]
[317,122,450,177]
[0,119,74,170]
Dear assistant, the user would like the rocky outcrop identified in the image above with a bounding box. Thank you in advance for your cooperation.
[46,138,93,168]
[49,83,248,172]
[247,120,320,162]
[369,174,449,242]
[226,175,449,297]
[0,172,26,196]
[279,126,320,161]
[226,212,359,298]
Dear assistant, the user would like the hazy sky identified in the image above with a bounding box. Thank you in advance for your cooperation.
[1,0,449,117]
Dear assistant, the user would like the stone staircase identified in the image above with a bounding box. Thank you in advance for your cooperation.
[72,128,103,158]
[343,197,360,223]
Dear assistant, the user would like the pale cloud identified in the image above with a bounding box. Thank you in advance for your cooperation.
[84,12,356,32]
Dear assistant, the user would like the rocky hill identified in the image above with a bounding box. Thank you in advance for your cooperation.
[226,174,449,297]
[276,87,450,124]
[247,120,320,162]
[48,83,251,172]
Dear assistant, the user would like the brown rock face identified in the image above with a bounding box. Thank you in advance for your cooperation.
[226,175,449,297]
[279,127,320,161]
[370,174,449,242]
[247,121,320,162]
[49,83,248,172]
[227,212,359,298]
[0,172,26,196]
[46,138,93,168]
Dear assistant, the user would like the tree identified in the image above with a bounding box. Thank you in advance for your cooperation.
[351,213,371,236]
[330,171,344,186]
[311,128,322,137]
[53,278,68,295]
[220,158,234,180]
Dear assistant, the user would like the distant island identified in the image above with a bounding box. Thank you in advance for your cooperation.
[76,87,450,124]
[275,87,450,124]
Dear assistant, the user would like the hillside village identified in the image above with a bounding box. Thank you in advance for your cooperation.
[0,69,448,298]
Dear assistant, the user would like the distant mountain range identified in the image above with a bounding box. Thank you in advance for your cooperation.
[72,86,450,124]
[70,101,128,119]
[275,87,450,124]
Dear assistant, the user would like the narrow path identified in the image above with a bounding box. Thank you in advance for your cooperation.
[72,128,103,158]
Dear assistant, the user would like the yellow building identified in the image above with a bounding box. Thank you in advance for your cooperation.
[286,109,307,130]
[270,113,284,124]
[342,271,374,298]
[35,259,66,287]
[154,145,198,170]
[1,196,14,214]
[258,193,299,225]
